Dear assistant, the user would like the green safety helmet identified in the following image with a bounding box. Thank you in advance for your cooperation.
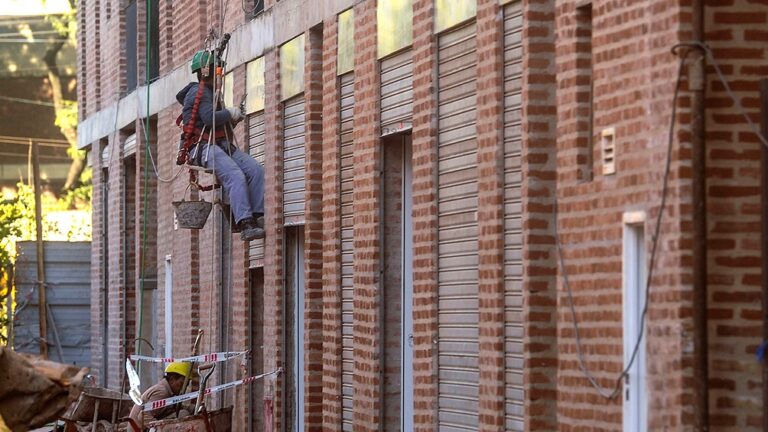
[190,50,225,73]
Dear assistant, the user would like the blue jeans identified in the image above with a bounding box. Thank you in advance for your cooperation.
[200,143,264,224]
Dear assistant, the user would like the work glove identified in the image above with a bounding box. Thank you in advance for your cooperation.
[227,107,244,123]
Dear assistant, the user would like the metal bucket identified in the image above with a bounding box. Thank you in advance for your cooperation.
[173,200,212,229]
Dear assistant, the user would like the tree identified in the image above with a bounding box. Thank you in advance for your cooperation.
[43,0,82,193]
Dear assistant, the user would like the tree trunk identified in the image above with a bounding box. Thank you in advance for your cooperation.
[44,39,83,193]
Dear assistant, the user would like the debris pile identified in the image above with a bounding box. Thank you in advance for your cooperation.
[0,347,88,431]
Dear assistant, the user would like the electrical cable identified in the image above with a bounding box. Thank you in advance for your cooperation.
[559,49,689,400]
[0,95,57,107]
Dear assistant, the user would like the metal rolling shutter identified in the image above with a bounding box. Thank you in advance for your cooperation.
[503,2,525,430]
[339,73,355,431]
[380,49,413,135]
[248,112,266,268]
[437,22,479,431]
[283,95,306,222]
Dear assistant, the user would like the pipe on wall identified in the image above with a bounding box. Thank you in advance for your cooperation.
[690,0,709,429]
[760,79,768,432]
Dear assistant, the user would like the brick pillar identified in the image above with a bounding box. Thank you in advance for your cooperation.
[352,2,381,431]
[90,141,106,383]
[476,0,507,430]
[263,47,286,432]
[170,138,201,374]
[320,16,343,432]
[303,25,325,431]
[411,0,439,430]
[230,63,251,427]
[158,0,174,74]
[134,117,158,363]
[155,107,177,368]
[77,0,88,119]
[84,0,101,114]
[105,134,129,390]
[522,0,559,430]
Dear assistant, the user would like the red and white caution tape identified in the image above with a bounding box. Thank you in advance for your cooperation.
[130,350,248,364]
[141,368,282,411]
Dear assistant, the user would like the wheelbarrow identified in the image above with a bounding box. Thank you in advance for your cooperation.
[141,407,232,432]
[59,387,133,432]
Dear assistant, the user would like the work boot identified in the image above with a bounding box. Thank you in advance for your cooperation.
[256,215,264,228]
[237,218,265,241]
[230,212,242,233]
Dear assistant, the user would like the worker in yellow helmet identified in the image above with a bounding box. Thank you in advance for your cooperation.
[128,362,195,427]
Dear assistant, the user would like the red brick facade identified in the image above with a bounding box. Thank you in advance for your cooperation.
[79,0,766,430]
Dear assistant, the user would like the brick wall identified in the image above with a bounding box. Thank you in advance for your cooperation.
[89,141,106,383]
[303,24,325,431]
[476,1,507,429]
[411,0,440,429]
[99,0,124,106]
[320,15,343,431]
[351,2,382,430]
[520,0,559,430]
[82,0,101,115]
[80,0,766,430]
[263,46,286,431]
[705,1,767,429]
[554,0,696,429]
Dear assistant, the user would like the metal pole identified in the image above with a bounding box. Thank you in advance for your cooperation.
[760,78,768,432]
[7,264,14,348]
[32,140,48,359]
[690,1,709,430]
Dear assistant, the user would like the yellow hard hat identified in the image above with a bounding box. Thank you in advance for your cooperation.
[164,362,192,378]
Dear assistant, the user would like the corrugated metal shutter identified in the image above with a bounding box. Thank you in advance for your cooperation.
[503,2,524,431]
[283,95,306,223]
[339,72,355,431]
[437,22,479,431]
[13,241,92,367]
[380,49,413,136]
[248,112,266,268]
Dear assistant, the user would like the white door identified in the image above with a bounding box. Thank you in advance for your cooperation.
[401,137,414,431]
[294,230,305,432]
[623,222,647,432]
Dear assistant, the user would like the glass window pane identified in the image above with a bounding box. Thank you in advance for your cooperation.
[246,57,265,113]
[436,0,476,33]
[337,9,354,75]
[377,0,413,59]
[222,71,234,108]
[280,34,305,101]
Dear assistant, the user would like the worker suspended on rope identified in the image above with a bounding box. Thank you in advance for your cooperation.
[175,48,265,241]
[128,362,196,426]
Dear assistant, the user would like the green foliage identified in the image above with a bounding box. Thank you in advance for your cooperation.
[44,0,77,42]
[0,191,24,345]
[60,172,92,210]
[0,177,92,344]
[56,100,78,133]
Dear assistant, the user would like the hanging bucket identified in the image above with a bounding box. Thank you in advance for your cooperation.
[173,199,212,229]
